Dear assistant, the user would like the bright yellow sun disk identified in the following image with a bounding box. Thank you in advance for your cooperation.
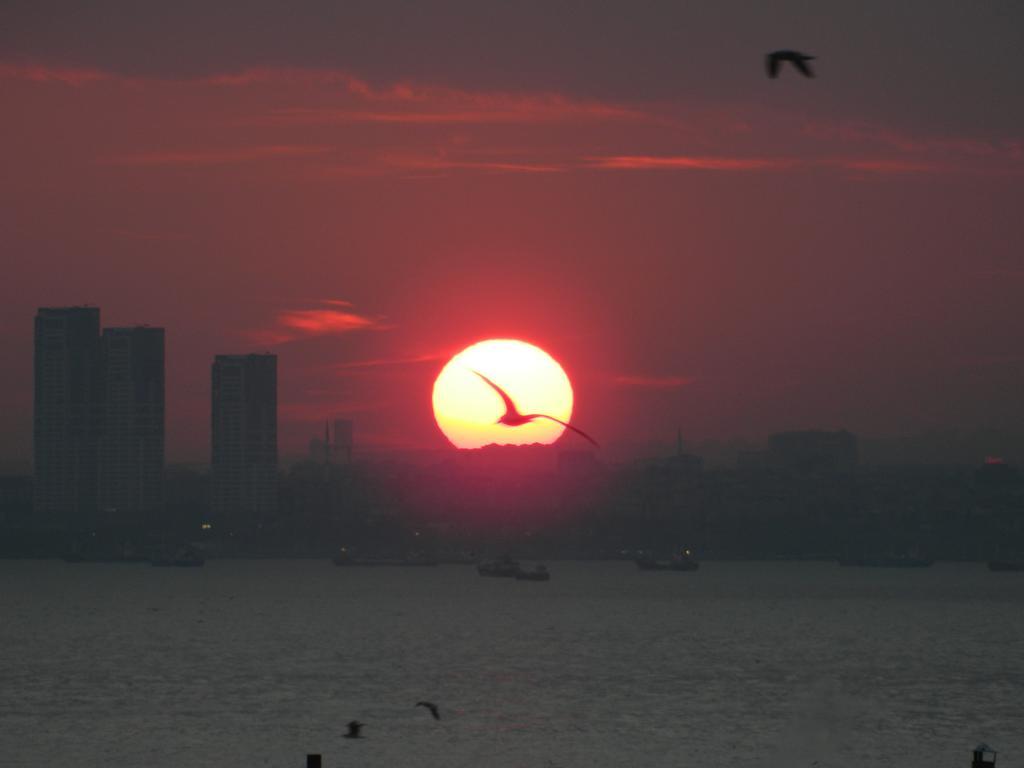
[432,339,574,449]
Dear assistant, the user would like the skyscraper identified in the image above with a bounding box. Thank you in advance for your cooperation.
[33,307,102,527]
[211,354,278,526]
[98,327,165,524]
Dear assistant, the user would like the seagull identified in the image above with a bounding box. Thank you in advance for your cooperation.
[766,50,815,78]
[416,701,441,720]
[343,720,364,739]
[471,370,599,447]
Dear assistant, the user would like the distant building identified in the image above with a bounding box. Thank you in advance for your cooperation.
[309,418,354,464]
[0,475,32,527]
[211,354,278,525]
[98,327,165,523]
[769,430,859,472]
[33,307,102,527]
[739,430,859,473]
[736,449,771,471]
[333,418,354,463]
[976,457,1017,486]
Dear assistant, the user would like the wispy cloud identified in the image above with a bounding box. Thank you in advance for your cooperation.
[9,61,1019,181]
[381,154,563,173]
[587,155,796,171]
[225,67,645,125]
[0,63,111,85]
[266,100,640,126]
[330,353,445,371]
[802,119,1014,157]
[249,300,391,345]
[101,145,333,167]
[587,153,1018,177]
[613,374,695,389]
[834,158,943,174]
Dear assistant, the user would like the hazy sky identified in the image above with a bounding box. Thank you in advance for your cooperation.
[2,1,1023,462]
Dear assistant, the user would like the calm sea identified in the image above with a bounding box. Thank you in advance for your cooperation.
[1,561,1021,768]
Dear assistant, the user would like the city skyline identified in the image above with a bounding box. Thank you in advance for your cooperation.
[9,303,1024,469]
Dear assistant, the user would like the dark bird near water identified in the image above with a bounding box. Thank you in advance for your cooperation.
[766,50,815,78]
[471,370,599,447]
[343,721,364,739]
[416,701,441,720]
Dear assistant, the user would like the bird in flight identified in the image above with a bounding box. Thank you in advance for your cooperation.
[766,50,815,78]
[471,370,599,447]
[416,701,441,720]
[343,720,364,739]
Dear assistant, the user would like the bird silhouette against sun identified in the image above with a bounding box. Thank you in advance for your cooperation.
[432,339,581,449]
[472,370,598,447]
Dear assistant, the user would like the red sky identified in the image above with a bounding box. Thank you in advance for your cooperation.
[2,2,1023,463]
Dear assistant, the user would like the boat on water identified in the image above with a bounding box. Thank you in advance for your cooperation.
[477,556,521,577]
[988,560,1024,572]
[838,555,933,567]
[635,547,699,572]
[514,564,550,581]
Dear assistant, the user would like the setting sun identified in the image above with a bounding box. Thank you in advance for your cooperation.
[432,339,574,449]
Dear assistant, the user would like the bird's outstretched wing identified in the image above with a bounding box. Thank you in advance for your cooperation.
[793,57,814,77]
[530,414,599,447]
[345,720,364,737]
[472,370,517,416]
[417,701,441,719]
[766,54,780,78]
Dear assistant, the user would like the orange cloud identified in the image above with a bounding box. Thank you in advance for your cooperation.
[5,60,1017,184]
[201,67,427,103]
[187,65,647,129]
[381,154,563,173]
[266,101,640,126]
[613,374,695,389]
[588,155,795,171]
[249,300,391,345]
[330,353,445,371]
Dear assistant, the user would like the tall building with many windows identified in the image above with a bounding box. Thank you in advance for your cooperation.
[98,326,165,524]
[33,307,102,527]
[211,354,278,526]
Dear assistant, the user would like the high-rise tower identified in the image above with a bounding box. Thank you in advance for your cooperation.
[211,354,278,526]
[33,307,102,527]
[98,326,165,524]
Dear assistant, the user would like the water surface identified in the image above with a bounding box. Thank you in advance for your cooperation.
[1,561,1021,767]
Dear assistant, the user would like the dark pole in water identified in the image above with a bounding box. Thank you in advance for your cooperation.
[307,754,322,768]
[972,744,996,768]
